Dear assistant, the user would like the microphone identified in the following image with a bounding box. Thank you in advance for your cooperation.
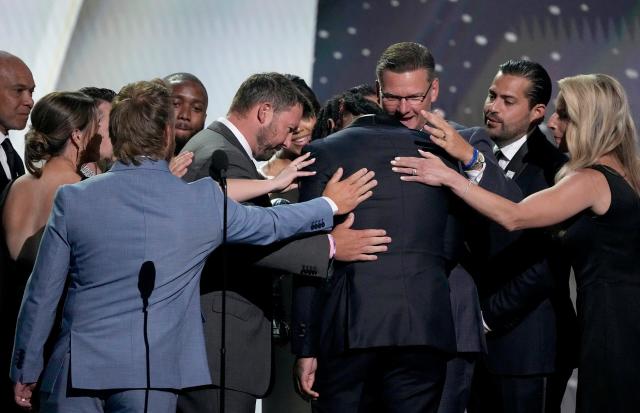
[138,261,156,308]
[138,261,155,413]
[209,149,229,183]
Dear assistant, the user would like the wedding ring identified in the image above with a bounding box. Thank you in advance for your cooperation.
[412,168,417,176]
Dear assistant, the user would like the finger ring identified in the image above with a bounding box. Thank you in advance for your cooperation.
[442,131,447,140]
[412,168,417,176]
[21,398,26,402]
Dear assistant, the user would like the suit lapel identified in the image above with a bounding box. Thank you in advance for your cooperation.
[208,121,263,180]
[505,140,529,181]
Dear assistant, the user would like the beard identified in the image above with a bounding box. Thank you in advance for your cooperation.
[254,123,278,161]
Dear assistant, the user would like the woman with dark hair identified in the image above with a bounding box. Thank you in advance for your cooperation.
[0,91,98,410]
[3,91,99,264]
[392,74,640,412]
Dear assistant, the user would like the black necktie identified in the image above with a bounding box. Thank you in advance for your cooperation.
[2,138,25,179]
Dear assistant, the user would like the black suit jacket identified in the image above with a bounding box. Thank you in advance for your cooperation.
[471,127,579,375]
[294,114,478,357]
[181,120,331,396]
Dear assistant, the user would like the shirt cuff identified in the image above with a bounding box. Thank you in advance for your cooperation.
[464,162,486,184]
[321,196,339,214]
[481,311,492,333]
[327,234,336,259]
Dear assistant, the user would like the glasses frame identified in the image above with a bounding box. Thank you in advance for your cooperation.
[380,80,434,106]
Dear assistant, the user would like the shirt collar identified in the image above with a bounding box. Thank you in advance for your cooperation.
[218,117,255,161]
[497,134,528,162]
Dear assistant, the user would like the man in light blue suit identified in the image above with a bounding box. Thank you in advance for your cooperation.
[10,79,374,412]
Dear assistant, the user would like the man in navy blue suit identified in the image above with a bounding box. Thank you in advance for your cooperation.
[464,60,578,413]
[293,42,519,413]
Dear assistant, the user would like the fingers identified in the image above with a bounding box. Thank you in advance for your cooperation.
[391,166,416,176]
[355,174,377,196]
[343,167,369,184]
[291,156,316,171]
[337,212,355,229]
[300,380,320,399]
[417,149,437,159]
[328,167,344,184]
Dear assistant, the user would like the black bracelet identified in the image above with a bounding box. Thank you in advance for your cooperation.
[463,148,479,170]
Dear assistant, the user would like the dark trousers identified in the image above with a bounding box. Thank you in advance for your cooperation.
[312,347,448,413]
[468,362,573,413]
[177,385,256,413]
[437,352,478,413]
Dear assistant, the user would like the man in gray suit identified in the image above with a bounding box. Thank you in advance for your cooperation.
[178,72,390,413]
[10,79,373,412]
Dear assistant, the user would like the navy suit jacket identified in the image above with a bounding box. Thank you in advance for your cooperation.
[293,114,498,357]
[470,127,579,374]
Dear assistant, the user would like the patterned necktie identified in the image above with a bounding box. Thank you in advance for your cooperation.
[2,138,25,179]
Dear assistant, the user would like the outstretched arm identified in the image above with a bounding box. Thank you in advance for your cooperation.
[392,150,608,230]
[227,152,317,202]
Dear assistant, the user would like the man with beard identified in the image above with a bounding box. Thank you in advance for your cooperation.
[464,59,577,413]
[179,72,389,413]
[164,72,208,154]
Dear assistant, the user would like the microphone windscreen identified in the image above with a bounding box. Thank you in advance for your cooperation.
[209,150,229,182]
[138,261,156,302]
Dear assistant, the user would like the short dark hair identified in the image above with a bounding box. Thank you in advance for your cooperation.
[285,74,320,118]
[78,87,116,103]
[348,84,377,98]
[228,72,306,116]
[498,59,552,108]
[110,79,172,164]
[376,42,436,86]
[163,72,209,105]
[312,90,382,141]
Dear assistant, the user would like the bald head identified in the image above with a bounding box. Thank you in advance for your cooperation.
[0,51,35,135]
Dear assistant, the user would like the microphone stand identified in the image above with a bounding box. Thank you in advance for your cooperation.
[138,261,155,413]
[219,168,228,413]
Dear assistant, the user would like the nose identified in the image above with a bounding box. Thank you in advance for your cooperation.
[25,92,34,109]
[547,113,558,130]
[177,104,190,120]
[281,133,293,149]
[398,98,410,113]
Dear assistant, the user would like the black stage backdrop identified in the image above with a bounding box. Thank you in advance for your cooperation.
[313,0,640,128]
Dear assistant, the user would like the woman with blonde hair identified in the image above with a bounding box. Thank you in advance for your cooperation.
[392,73,640,412]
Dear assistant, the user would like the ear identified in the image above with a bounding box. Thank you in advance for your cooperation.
[256,102,273,125]
[375,80,382,105]
[429,78,440,103]
[327,118,336,132]
[530,103,546,124]
[71,129,84,149]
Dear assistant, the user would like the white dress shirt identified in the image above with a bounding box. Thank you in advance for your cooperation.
[0,134,13,180]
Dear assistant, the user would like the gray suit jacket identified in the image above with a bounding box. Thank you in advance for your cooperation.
[181,121,331,396]
[10,159,333,393]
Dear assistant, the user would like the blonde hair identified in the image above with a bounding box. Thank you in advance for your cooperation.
[556,74,640,194]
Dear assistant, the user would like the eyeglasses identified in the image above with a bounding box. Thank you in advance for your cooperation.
[381,81,434,106]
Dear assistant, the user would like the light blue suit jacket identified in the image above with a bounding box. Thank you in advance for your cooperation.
[10,159,332,391]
